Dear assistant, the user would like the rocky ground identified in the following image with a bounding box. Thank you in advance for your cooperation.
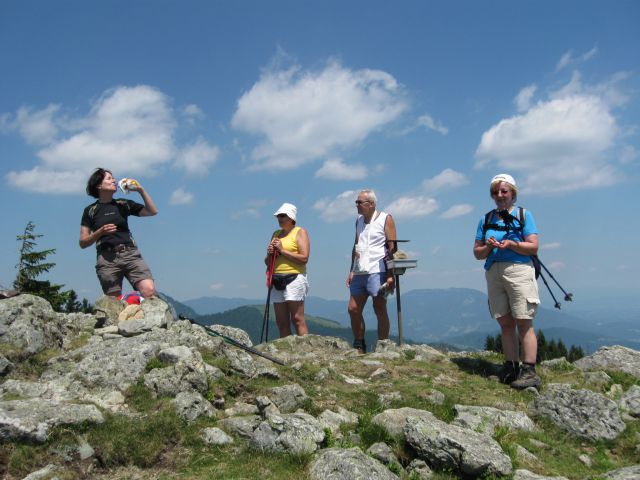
[0,294,639,479]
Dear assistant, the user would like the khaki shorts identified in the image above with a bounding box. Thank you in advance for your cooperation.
[485,262,540,320]
[95,245,153,295]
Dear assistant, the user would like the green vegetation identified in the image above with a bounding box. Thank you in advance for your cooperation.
[13,221,93,313]
[1,338,637,479]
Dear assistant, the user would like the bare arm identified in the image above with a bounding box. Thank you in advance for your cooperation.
[130,185,158,217]
[384,214,397,255]
[79,224,116,249]
[497,233,539,256]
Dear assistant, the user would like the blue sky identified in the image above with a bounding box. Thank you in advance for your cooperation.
[1,1,638,303]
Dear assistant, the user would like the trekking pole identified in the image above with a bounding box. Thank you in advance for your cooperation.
[261,250,278,343]
[179,314,286,366]
[535,256,573,302]
[538,272,562,309]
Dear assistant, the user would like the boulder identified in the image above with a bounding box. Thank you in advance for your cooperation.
[0,398,103,442]
[143,355,210,397]
[452,404,536,435]
[269,383,308,413]
[308,447,399,480]
[317,407,358,435]
[217,415,262,439]
[372,407,437,437]
[532,384,626,441]
[574,346,640,380]
[618,385,640,417]
[172,391,215,422]
[202,427,233,445]
[366,442,398,466]
[250,412,324,454]
[404,415,512,477]
[513,470,569,480]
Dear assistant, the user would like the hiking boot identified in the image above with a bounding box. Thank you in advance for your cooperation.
[510,363,541,390]
[353,338,367,354]
[499,361,520,385]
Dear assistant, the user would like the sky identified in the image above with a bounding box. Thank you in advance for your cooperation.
[1,1,639,304]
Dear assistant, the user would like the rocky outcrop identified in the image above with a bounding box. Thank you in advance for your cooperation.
[250,412,325,454]
[0,398,103,442]
[309,447,399,480]
[574,346,640,380]
[404,414,513,477]
[452,404,536,435]
[532,384,626,441]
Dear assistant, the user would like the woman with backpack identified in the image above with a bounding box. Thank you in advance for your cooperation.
[473,174,541,389]
[265,203,310,338]
[79,168,158,299]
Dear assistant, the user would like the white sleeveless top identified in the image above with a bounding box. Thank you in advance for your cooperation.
[353,211,389,274]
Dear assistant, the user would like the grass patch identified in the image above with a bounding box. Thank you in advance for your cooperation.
[605,370,640,390]
[145,356,170,372]
[6,347,61,380]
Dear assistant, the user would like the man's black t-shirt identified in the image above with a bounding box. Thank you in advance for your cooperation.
[81,199,144,249]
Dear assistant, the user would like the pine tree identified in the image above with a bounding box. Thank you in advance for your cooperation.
[14,221,57,292]
[14,221,93,313]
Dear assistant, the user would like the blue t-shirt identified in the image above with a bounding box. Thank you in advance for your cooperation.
[475,207,538,270]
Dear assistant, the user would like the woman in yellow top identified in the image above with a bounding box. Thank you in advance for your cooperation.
[265,203,310,337]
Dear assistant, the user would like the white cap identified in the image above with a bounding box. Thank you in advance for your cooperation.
[491,173,517,191]
[273,202,297,221]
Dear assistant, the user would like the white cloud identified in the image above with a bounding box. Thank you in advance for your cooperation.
[183,104,204,123]
[5,85,177,194]
[169,188,194,205]
[422,168,468,192]
[386,195,438,218]
[174,137,220,176]
[555,47,598,71]
[209,283,224,291]
[315,157,368,181]
[540,242,561,250]
[313,190,358,223]
[515,85,537,112]
[5,167,85,194]
[416,113,448,135]
[476,88,620,194]
[231,60,407,170]
[440,204,473,219]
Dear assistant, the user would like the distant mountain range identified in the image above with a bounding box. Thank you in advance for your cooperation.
[177,288,640,353]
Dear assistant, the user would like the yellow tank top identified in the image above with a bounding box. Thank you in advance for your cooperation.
[272,226,307,274]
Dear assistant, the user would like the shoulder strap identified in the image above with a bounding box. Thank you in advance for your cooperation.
[481,210,494,242]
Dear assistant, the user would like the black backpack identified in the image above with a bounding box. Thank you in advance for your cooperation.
[482,207,541,279]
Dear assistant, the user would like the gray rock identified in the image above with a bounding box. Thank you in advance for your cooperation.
[0,354,13,376]
[422,389,445,405]
[532,384,626,441]
[619,385,640,417]
[77,437,95,460]
[208,324,252,347]
[578,453,592,467]
[378,391,402,407]
[574,346,640,380]
[317,407,358,435]
[369,368,390,380]
[144,355,209,397]
[158,345,194,363]
[366,442,397,465]
[372,407,436,437]
[202,427,234,445]
[404,415,512,477]
[584,371,612,386]
[309,447,399,480]
[250,412,325,454]
[0,398,103,442]
[217,415,262,438]
[406,458,433,479]
[0,294,95,355]
[172,391,215,422]
[513,470,569,480]
[516,445,539,464]
[595,465,640,479]
[256,395,281,418]
[224,401,259,417]
[541,357,572,369]
[94,295,124,326]
[21,463,60,480]
[118,316,165,336]
[452,404,536,435]
[269,383,308,413]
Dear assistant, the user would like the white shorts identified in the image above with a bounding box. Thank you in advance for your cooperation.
[485,262,540,320]
[271,274,309,303]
